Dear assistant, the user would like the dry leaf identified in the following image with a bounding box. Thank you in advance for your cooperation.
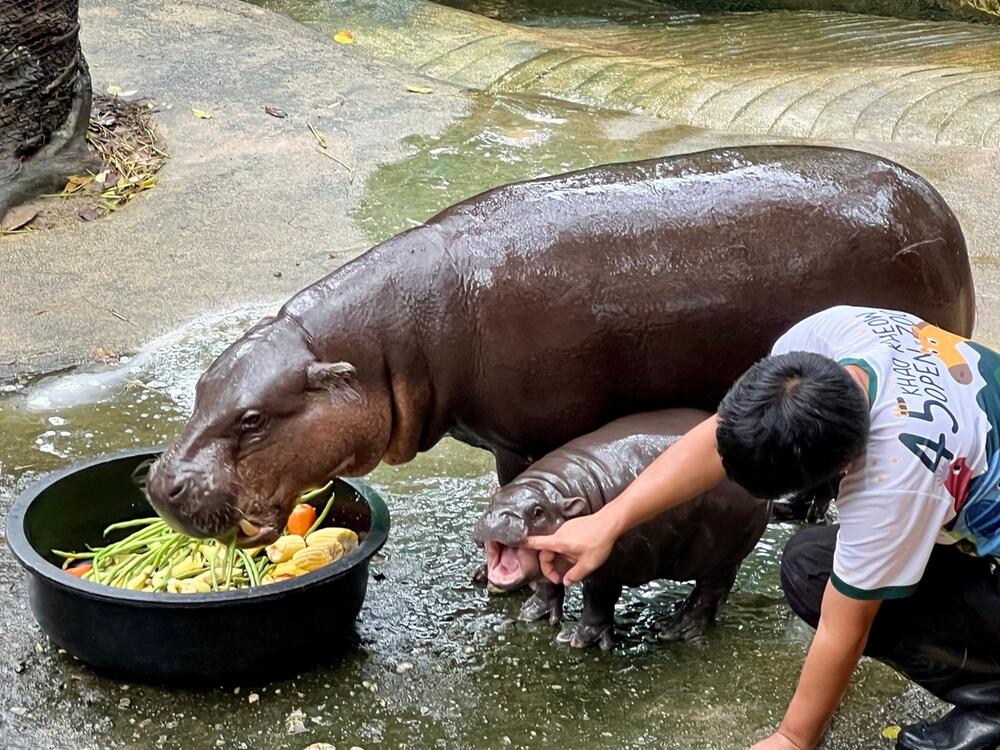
[63,174,95,194]
[333,31,354,44]
[405,85,433,94]
[191,108,213,119]
[77,207,100,222]
[264,106,287,118]
[881,726,901,741]
[1,206,38,231]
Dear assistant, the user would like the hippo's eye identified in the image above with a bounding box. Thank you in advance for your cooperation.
[239,410,267,435]
[530,504,545,521]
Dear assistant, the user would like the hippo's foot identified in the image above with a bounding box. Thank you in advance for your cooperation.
[655,586,727,644]
[556,621,614,651]
[655,607,710,645]
[517,582,565,626]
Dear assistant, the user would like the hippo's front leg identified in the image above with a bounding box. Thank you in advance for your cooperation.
[518,581,565,625]
[556,579,622,651]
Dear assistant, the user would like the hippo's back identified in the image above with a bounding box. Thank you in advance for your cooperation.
[428,146,973,460]
[528,409,711,505]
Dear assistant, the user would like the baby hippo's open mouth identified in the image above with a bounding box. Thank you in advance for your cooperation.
[484,540,541,589]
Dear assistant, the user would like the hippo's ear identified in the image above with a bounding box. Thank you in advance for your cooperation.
[560,496,588,518]
[306,361,356,391]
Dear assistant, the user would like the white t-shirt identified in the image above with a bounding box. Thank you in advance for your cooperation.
[772,305,1000,600]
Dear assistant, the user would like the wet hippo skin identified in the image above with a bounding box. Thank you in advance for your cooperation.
[147,145,974,545]
[474,409,770,649]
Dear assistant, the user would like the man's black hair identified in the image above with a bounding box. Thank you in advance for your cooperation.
[716,350,870,499]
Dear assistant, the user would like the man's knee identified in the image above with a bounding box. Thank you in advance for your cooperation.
[780,525,838,629]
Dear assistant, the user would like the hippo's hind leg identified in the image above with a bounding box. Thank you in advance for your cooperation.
[556,579,622,651]
[518,581,565,626]
[656,570,738,644]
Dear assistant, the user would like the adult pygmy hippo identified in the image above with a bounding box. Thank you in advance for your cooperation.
[146,145,973,545]
[474,409,769,649]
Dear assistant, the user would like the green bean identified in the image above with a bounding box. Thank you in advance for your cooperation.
[306,493,336,536]
[104,547,158,587]
[209,544,218,592]
[102,516,163,535]
[237,549,260,587]
[223,539,236,590]
[52,549,97,560]
[299,481,333,503]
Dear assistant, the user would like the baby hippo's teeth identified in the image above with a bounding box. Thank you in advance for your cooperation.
[238,518,261,536]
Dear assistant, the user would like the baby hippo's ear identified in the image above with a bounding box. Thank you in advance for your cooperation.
[307,361,356,390]
[560,496,589,518]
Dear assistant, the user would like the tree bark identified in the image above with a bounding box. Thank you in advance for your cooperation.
[0,0,98,218]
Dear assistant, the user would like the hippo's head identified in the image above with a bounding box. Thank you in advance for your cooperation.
[473,482,590,590]
[146,314,391,547]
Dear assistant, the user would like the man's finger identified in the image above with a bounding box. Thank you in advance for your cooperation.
[523,534,564,553]
[538,550,562,585]
[563,560,590,586]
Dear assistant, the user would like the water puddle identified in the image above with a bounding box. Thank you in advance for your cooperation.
[249,0,1000,147]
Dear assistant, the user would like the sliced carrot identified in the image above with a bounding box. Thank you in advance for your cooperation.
[287,504,317,537]
[67,562,92,577]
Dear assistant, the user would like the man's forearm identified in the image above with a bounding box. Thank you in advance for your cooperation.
[778,584,880,748]
[601,415,727,536]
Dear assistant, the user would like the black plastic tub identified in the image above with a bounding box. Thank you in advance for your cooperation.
[6,447,390,684]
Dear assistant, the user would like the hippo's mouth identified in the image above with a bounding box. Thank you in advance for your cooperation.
[484,540,540,589]
[234,518,280,548]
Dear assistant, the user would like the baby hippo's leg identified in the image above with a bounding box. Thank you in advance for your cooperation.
[557,579,623,651]
[518,581,565,625]
[656,567,739,644]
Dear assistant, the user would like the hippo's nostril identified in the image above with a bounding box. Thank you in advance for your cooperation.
[168,477,189,502]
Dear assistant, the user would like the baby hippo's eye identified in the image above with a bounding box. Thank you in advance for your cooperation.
[531,504,545,521]
[239,410,267,434]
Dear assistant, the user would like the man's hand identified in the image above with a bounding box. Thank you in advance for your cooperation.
[750,732,804,749]
[522,514,619,585]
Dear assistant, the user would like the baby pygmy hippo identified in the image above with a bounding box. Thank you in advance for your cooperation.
[473,409,770,649]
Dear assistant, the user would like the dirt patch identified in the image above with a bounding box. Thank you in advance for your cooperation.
[1,94,167,236]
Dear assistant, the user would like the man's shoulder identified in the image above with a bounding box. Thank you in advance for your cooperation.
[772,305,898,358]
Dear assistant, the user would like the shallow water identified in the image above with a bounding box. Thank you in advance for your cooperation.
[250,0,1000,148]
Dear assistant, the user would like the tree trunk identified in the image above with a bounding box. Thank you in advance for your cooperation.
[0,0,98,218]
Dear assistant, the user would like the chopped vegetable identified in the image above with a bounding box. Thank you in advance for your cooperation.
[287,504,317,537]
[291,546,334,572]
[53,487,361,592]
[265,534,306,563]
[306,527,358,557]
[66,562,92,577]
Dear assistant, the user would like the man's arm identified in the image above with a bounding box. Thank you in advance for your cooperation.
[754,582,882,749]
[524,414,726,584]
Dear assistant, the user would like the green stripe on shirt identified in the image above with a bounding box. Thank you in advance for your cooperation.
[831,573,917,600]
[837,357,878,406]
